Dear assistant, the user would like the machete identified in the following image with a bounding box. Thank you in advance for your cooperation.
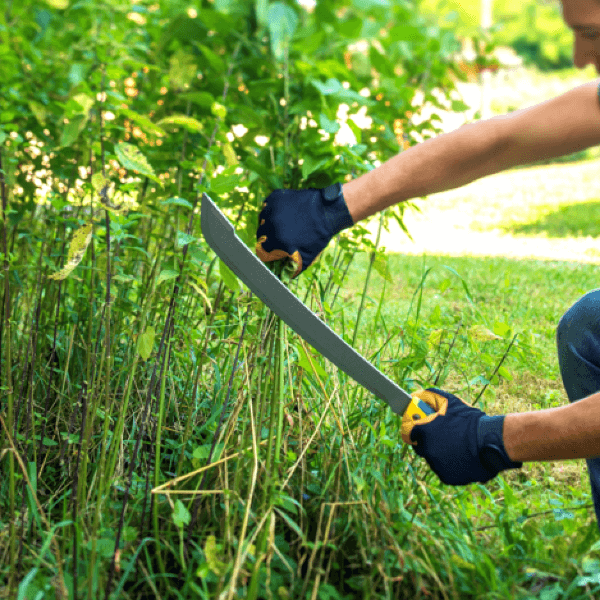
[200,193,433,422]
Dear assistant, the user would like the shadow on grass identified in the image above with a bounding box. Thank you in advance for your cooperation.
[502,199,600,238]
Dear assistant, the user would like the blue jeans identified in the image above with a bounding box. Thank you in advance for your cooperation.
[556,289,600,527]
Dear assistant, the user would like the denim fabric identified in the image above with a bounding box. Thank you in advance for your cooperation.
[556,288,600,527]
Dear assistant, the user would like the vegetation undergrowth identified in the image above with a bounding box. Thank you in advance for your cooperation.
[2,0,600,599]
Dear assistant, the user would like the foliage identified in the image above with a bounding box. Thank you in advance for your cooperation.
[3,0,596,599]
[417,0,575,71]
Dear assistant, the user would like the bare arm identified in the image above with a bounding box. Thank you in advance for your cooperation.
[504,391,600,462]
[343,78,600,223]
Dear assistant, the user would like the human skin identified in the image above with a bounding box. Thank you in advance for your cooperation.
[341,0,600,463]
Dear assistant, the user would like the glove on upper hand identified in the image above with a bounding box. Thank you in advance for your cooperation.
[256,183,353,278]
[401,388,522,486]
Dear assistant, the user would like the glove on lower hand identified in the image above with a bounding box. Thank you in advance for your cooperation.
[401,388,522,485]
[256,183,353,278]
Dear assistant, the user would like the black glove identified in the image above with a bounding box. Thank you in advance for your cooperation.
[402,388,523,485]
[256,182,353,278]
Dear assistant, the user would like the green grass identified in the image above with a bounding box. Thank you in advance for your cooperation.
[305,155,600,599]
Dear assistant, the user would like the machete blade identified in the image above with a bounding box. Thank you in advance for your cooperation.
[200,192,414,416]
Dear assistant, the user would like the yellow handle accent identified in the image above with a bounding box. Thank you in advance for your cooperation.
[404,396,434,422]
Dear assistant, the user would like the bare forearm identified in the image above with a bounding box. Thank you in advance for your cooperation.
[342,80,600,224]
[504,392,600,462]
[342,117,509,223]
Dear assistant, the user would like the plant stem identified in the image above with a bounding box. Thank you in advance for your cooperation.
[352,211,384,348]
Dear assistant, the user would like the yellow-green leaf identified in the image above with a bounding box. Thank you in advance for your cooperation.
[157,269,179,286]
[429,329,443,347]
[48,223,93,280]
[114,142,161,185]
[44,0,69,8]
[29,101,48,126]
[204,535,229,576]
[223,143,238,167]
[211,102,227,120]
[137,325,155,361]
[92,173,109,191]
[157,115,204,133]
[373,254,393,283]
[189,281,212,314]
[169,49,197,89]
[450,554,476,570]
[119,109,166,137]
[468,324,502,342]
[73,93,94,115]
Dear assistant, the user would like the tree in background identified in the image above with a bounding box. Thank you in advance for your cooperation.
[417,0,574,71]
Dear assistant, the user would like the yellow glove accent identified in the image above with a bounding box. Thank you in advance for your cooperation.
[255,236,303,278]
[401,390,448,446]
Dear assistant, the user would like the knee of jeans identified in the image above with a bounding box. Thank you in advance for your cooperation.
[557,289,600,350]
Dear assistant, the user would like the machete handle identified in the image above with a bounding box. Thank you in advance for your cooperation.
[404,396,436,421]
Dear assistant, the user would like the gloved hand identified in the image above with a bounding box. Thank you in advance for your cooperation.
[256,182,354,278]
[401,388,522,485]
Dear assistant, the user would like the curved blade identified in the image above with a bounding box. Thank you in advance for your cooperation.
[200,193,412,416]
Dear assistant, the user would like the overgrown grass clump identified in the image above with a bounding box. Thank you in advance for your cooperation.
[2,206,600,599]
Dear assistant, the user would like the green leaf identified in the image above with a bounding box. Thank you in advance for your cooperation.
[114,143,161,185]
[119,109,166,137]
[311,78,343,95]
[493,322,512,338]
[157,115,204,133]
[48,223,93,280]
[189,245,210,265]
[177,231,196,247]
[211,102,227,120]
[268,2,298,61]
[161,197,194,209]
[44,0,69,8]
[172,500,191,529]
[497,366,513,381]
[219,259,241,292]
[72,93,94,115]
[196,44,225,72]
[157,269,179,286]
[468,324,501,342]
[137,325,155,361]
[319,113,340,134]
[389,24,425,41]
[211,166,239,195]
[179,92,215,108]
[274,508,305,541]
[193,443,224,462]
[59,114,87,148]
[296,343,327,380]
[373,254,393,283]
[256,0,268,25]
[301,155,329,179]
[29,101,48,126]
[553,508,574,521]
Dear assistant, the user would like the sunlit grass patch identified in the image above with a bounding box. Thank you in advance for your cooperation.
[368,158,600,263]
